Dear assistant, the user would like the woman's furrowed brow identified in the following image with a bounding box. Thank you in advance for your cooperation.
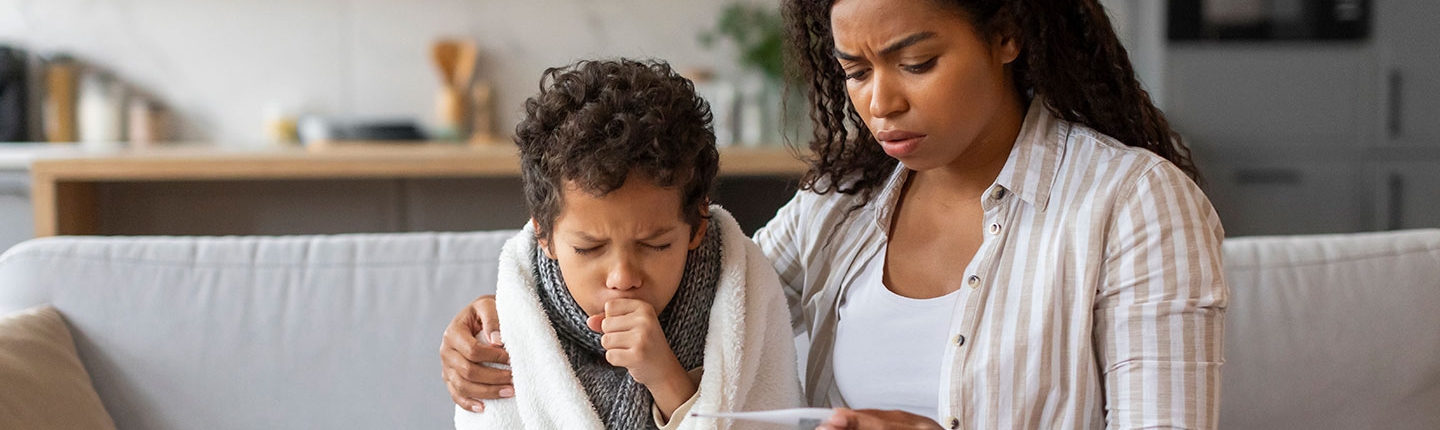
[834,31,938,61]
[879,31,938,56]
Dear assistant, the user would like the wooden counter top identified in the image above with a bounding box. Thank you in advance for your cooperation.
[30,141,809,181]
[29,142,808,237]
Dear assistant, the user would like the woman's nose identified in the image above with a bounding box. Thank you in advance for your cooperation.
[605,255,641,291]
[867,71,908,119]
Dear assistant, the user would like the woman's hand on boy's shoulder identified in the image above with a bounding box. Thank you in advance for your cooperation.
[441,295,515,413]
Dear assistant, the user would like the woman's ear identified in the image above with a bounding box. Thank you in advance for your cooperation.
[533,219,558,259]
[687,205,711,250]
[996,33,1020,65]
[990,15,1021,65]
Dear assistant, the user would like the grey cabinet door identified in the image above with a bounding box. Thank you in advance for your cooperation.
[1166,45,1376,151]
[0,171,33,252]
[1374,2,1440,230]
[1377,1,1440,148]
[1375,162,1440,230]
[1199,156,1368,237]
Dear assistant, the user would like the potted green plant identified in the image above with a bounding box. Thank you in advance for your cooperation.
[699,3,785,84]
[700,3,797,146]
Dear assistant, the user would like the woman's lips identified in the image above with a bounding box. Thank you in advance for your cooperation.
[876,130,926,158]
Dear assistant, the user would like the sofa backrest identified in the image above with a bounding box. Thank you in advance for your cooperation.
[0,231,518,430]
[1219,229,1440,430]
[4,228,1439,429]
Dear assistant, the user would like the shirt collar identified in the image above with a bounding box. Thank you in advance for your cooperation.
[991,96,1067,213]
[869,163,909,235]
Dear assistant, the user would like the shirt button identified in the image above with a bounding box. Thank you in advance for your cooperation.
[966,275,979,287]
[947,416,960,429]
[991,187,1007,200]
[988,223,1002,235]
[953,334,966,347]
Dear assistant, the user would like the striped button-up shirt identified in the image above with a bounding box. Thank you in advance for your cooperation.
[752,99,1228,429]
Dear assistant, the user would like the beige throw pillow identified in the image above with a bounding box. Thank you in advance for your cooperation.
[0,306,117,430]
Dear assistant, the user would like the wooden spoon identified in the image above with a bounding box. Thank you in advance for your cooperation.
[453,40,478,89]
[431,40,459,86]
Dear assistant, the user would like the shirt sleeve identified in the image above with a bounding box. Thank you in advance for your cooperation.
[750,191,808,333]
[1095,161,1229,430]
[652,367,705,430]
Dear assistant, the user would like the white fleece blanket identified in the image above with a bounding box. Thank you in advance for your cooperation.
[455,207,801,430]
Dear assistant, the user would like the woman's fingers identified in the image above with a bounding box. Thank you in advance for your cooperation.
[441,294,514,410]
[442,304,481,360]
[441,347,512,384]
[449,389,485,413]
[818,408,944,430]
[818,408,859,430]
[471,295,504,347]
[444,366,515,413]
[440,348,514,408]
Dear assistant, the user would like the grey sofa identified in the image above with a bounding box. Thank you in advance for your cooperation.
[1,229,1437,429]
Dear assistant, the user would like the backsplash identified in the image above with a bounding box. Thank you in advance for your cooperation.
[0,0,759,144]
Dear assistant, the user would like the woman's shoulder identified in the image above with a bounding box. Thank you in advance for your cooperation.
[1024,119,1209,227]
[1066,123,1162,170]
[1058,122,1196,189]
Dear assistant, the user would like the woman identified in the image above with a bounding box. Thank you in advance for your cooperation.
[441,0,1227,428]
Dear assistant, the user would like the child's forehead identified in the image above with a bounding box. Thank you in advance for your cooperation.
[554,181,689,233]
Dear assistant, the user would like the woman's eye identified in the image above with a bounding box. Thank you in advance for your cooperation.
[645,243,672,251]
[901,57,937,73]
[843,68,870,81]
[573,246,600,256]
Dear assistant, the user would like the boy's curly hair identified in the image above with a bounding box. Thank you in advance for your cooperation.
[516,59,718,241]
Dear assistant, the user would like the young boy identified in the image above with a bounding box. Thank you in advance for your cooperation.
[453,59,800,430]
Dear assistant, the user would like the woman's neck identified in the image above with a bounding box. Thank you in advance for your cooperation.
[913,96,1026,203]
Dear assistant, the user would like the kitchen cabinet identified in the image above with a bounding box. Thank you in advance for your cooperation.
[1370,1,1440,230]
[1166,33,1380,237]
[1164,1,1440,236]
[1195,148,1370,236]
[1376,0,1440,149]
[28,143,807,238]
[1373,161,1440,230]
[0,170,32,251]
[1167,45,1377,151]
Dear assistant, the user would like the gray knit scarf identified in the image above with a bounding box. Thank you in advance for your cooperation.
[534,222,722,430]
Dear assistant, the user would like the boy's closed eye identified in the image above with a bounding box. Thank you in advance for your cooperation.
[571,242,671,256]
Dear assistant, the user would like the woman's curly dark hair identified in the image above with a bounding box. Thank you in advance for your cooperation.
[515,58,718,241]
[782,0,1201,200]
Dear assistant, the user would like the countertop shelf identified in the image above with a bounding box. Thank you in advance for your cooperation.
[26,141,808,237]
[28,141,809,181]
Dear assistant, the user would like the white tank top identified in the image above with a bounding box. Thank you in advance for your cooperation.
[831,244,965,421]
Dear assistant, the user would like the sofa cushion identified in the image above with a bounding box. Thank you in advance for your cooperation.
[0,231,518,430]
[1220,229,1440,430]
[0,305,118,430]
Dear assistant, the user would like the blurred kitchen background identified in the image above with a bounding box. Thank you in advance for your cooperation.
[0,0,1435,251]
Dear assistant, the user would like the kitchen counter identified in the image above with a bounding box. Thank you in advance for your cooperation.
[0,143,85,171]
[27,141,807,180]
[25,142,808,237]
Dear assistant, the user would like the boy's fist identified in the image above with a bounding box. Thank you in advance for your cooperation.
[587,299,685,388]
